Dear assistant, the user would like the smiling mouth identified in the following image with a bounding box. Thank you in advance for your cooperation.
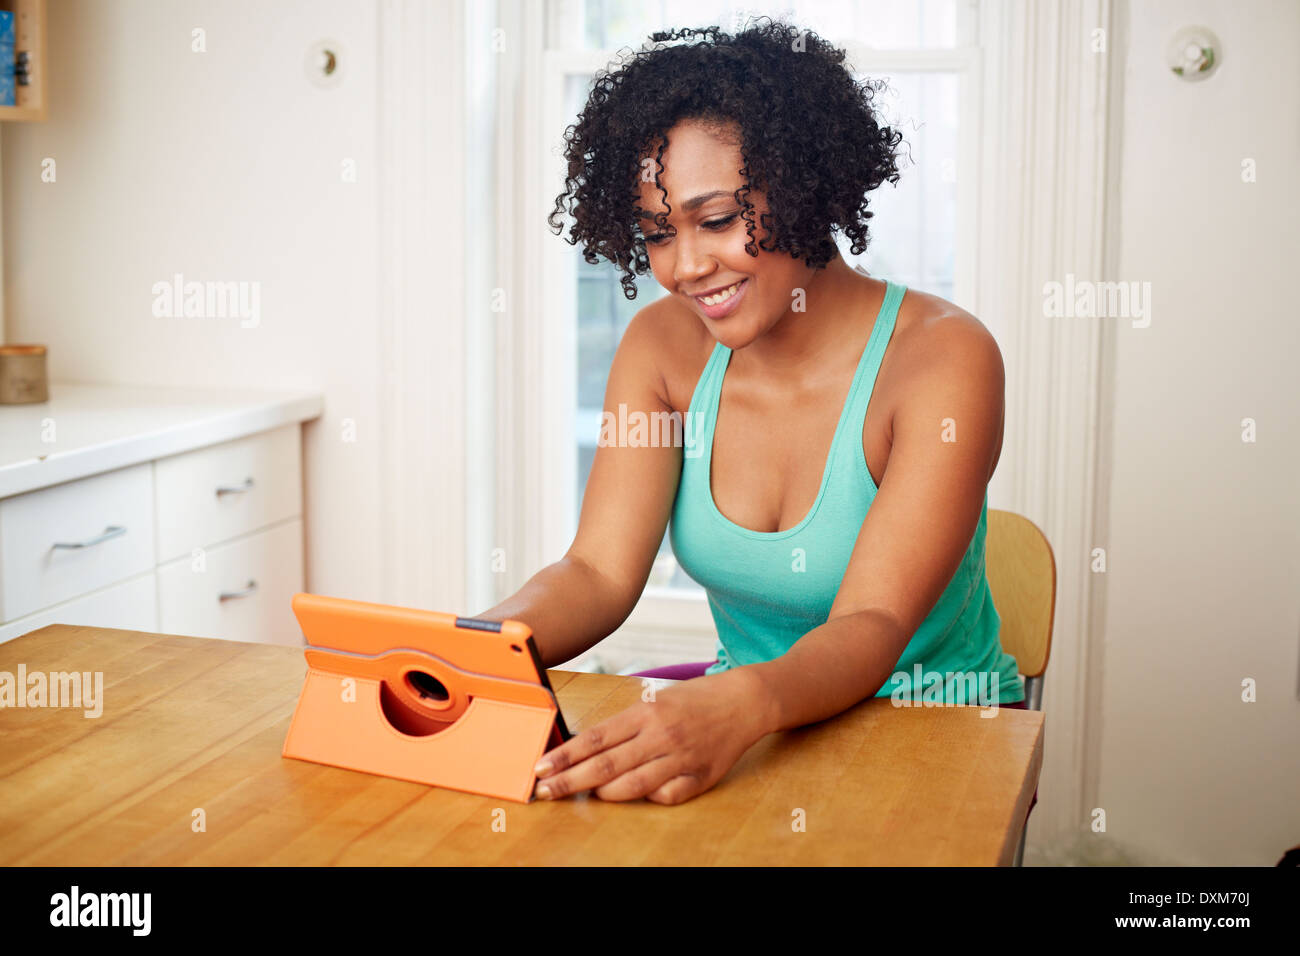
[694,280,745,306]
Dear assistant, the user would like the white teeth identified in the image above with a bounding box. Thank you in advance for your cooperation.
[699,281,741,305]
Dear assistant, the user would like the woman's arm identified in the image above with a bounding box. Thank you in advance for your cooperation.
[472,304,686,667]
[471,556,638,668]
[745,314,1006,732]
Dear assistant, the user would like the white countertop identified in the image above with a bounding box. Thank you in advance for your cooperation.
[0,382,324,499]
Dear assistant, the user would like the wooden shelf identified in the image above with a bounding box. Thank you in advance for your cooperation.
[0,0,46,122]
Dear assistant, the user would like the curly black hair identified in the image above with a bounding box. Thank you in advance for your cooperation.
[547,17,904,300]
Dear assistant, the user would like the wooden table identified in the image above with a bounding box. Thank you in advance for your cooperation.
[0,625,1043,865]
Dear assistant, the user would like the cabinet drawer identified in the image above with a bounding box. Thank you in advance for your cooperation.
[154,424,302,562]
[0,574,158,645]
[157,518,304,645]
[0,462,156,622]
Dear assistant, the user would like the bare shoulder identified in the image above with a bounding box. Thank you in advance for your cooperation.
[888,287,1004,387]
[617,293,715,414]
[873,286,1005,475]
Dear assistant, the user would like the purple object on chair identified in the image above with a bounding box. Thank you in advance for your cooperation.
[629,661,713,681]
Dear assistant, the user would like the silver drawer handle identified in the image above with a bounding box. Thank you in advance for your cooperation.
[216,477,255,496]
[218,579,258,602]
[52,525,126,550]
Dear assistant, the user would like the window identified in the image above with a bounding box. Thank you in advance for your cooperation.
[534,0,978,637]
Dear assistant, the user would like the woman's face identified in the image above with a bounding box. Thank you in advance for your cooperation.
[636,119,817,350]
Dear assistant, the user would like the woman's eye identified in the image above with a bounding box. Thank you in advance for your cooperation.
[642,214,736,246]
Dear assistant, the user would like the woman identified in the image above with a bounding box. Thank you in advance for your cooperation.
[476,19,1025,805]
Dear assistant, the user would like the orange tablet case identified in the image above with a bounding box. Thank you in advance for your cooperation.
[282,593,570,803]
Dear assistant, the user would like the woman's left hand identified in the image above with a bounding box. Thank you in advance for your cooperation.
[532,667,773,805]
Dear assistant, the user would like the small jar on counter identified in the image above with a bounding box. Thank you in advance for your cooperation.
[0,344,49,404]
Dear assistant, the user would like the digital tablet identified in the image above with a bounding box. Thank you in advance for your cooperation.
[290,593,571,744]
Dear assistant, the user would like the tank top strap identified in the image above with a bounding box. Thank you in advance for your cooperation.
[837,279,905,442]
[683,339,731,459]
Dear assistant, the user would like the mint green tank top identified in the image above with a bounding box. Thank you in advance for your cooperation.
[669,279,1025,706]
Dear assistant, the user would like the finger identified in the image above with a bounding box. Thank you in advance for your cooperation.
[592,753,682,802]
[534,736,653,800]
[644,772,705,806]
[533,709,640,779]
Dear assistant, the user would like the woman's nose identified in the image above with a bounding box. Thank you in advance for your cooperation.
[672,234,714,286]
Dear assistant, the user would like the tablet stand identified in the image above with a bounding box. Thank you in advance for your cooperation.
[282,644,564,803]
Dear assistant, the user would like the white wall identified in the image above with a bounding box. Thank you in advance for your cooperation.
[1,0,389,603]
[1098,0,1300,865]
